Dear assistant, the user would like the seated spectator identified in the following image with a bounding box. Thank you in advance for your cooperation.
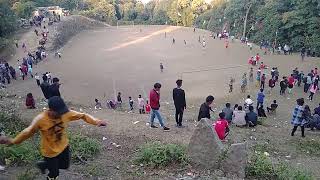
[214,112,229,141]
[233,104,239,110]
[222,103,233,123]
[314,104,320,116]
[258,105,267,117]
[94,99,102,110]
[303,105,313,125]
[232,106,246,127]
[267,100,278,113]
[245,106,258,127]
[309,114,320,130]
[26,93,35,109]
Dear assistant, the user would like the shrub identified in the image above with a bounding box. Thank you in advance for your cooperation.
[295,139,320,156]
[69,132,102,162]
[135,142,189,167]
[246,146,314,179]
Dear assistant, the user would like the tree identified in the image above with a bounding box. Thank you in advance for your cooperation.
[12,1,36,18]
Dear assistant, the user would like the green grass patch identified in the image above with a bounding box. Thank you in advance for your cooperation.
[295,139,320,156]
[69,132,102,162]
[246,146,314,179]
[134,142,189,167]
[16,168,39,180]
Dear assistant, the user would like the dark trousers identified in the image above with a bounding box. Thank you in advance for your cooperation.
[257,102,263,110]
[175,107,184,126]
[260,81,265,89]
[36,79,41,86]
[291,126,305,137]
[304,84,310,93]
[309,92,315,100]
[44,146,71,178]
[280,88,286,95]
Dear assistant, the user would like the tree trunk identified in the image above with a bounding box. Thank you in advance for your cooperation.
[242,3,253,38]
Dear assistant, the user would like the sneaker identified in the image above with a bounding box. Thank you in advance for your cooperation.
[36,160,47,174]
[163,127,170,131]
[151,125,158,128]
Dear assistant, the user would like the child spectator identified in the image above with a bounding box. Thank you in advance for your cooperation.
[280,77,288,95]
[222,103,233,123]
[245,95,254,110]
[145,100,151,114]
[245,106,258,127]
[129,97,134,111]
[260,74,266,90]
[94,99,102,110]
[137,95,145,114]
[291,98,306,137]
[117,92,122,108]
[268,77,275,94]
[267,100,278,113]
[256,89,265,110]
[229,77,235,93]
[214,112,229,141]
[26,93,35,109]
[288,74,295,94]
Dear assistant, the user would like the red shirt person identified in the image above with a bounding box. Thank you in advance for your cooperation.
[214,112,230,140]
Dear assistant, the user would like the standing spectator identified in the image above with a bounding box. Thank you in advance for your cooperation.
[256,89,265,110]
[268,77,276,94]
[304,74,312,93]
[198,95,214,121]
[291,98,306,137]
[222,103,233,123]
[145,100,151,114]
[241,73,247,93]
[173,79,186,127]
[280,77,288,95]
[260,74,266,90]
[149,83,170,130]
[117,92,122,107]
[48,77,61,98]
[35,73,41,86]
[129,97,134,111]
[308,82,318,101]
[138,95,145,114]
[288,74,295,94]
[160,63,164,72]
[40,75,50,99]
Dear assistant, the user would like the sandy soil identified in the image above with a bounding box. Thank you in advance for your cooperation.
[2,24,320,179]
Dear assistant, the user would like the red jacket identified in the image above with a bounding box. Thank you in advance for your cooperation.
[149,89,160,110]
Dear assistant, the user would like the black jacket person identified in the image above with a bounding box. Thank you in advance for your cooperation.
[173,79,186,127]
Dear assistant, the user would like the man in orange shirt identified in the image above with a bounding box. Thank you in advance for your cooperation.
[0,96,107,180]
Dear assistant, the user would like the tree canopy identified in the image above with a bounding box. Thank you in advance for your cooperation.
[0,0,320,54]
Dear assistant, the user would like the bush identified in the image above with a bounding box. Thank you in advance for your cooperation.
[69,132,102,162]
[295,139,320,156]
[246,147,314,179]
[135,142,189,167]
[0,108,41,166]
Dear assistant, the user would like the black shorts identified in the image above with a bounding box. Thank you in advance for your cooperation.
[44,146,71,178]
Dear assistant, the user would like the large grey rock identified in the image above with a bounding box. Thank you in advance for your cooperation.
[221,142,247,178]
[187,118,224,169]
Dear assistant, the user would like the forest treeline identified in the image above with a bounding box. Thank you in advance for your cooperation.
[1,0,320,54]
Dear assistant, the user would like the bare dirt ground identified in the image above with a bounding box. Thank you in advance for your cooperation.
[2,24,320,179]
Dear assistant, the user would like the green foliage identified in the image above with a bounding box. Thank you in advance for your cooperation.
[295,139,320,156]
[135,142,189,167]
[0,0,18,38]
[12,1,36,18]
[246,146,314,179]
[68,132,102,162]
[0,109,41,166]
[16,168,39,180]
